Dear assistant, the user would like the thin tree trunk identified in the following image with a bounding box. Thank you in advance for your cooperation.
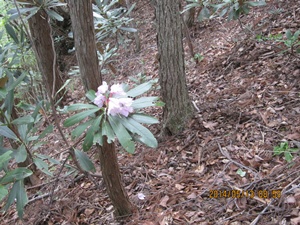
[67,0,134,217]
[66,0,101,91]
[156,0,194,135]
[98,137,135,217]
[28,10,64,103]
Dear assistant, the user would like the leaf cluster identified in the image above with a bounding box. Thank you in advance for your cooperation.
[183,0,266,22]
[273,141,299,163]
[63,81,162,155]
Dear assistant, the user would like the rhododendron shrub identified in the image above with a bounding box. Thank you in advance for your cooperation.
[64,81,162,160]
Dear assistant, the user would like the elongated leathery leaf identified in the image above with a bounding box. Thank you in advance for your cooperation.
[126,81,152,97]
[67,103,99,111]
[118,117,157,148]
[130,113,159,124]
[0,185,8,201]
[0,167,32,185]
[74,149,95,172]
[0,151,13,169]
[71,119,94,139]
[63,108,100,127]
[101,119,115,143]
[0,124,18,140]
[11,115,34,125]
[4,180,28,218]
[131,97,159,109]
[33,158,53,176]
[83,115,102,151]
[108,115,135,153]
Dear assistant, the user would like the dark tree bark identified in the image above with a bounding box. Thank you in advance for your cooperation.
[28,10,65,103]
[156,0,194,135]
[66,0,134,217]
[66,0,101,91]
[98,137,135,216]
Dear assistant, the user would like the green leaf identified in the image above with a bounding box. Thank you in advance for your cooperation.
[15,180,28,218]
[289,148,299,153]
[55,79,70,97]
[108,115,135,153]
[83,115,102,151]
[11,115,34,125]
[130,114,159,124]
[0,151,13,169]
[198,7,210,21]
[86,90,96,102]
[6,72,26,92]
[101,119,115,143]
[0,125,18,140]
[67,103,99,111]
[0,185,8,202]
[236,168,246,177]
[247,1,266,7]
[8,7,39,21]
[227,7,236,21]
[63,108,100,127]
[284,152,293,162]
[286,30,292,40]
[93,132,103,146]
[4,180,28,218]
[72,119,94,139]
[131,97,159,109]
[45,9,64,21]
[36,125,53,141]
[14,144,27,163]
[119,117,157,148]
[5,24,18,44]
[74,149,95,172]
[0,88,7,99]
[0,168,32,185]
[273,146,284,155]
[126,82,153,97]
[18,124,28,141]
[33,158,53,176]
[83,126,95,151]
[17,102,35,111]
[35,154,60,165]
[119,27,137,32]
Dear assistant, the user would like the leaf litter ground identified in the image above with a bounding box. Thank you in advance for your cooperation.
[1,0,300,224]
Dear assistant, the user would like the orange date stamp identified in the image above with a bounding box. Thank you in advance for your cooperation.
[209,189,281,199]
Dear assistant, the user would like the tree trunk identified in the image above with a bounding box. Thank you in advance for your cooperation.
[66,0,101,91]
[156,0,194,135]
[98,137,135,217]
[66,0,134,217]
[28,10,65,103]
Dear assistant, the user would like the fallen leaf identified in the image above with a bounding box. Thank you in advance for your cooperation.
[175,183,185,190]
[285,196,296,204]
[291,217,300,225]
[84,208,95,216]
[203,121,218,130]
[195,164,205,173]
[159,195,169,208]
[187,192,197,199]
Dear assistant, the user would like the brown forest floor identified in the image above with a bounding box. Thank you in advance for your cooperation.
[1,0,300,224]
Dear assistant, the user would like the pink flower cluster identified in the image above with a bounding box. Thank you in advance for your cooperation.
[94,81,133,117]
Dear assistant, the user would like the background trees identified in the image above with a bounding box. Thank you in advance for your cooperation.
[156,0,194,135]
